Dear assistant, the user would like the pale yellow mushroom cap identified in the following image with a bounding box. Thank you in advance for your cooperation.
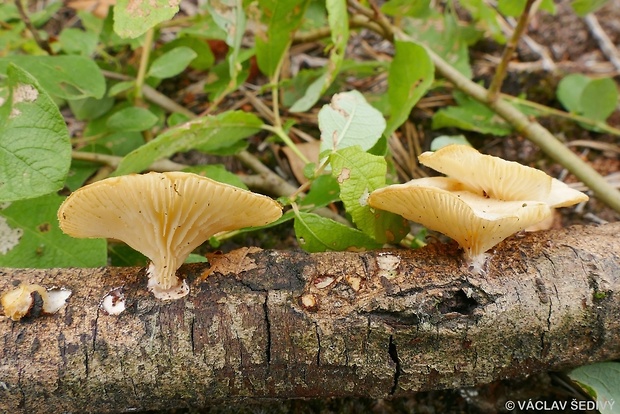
[418,145,588,207]
[58,172,283,299]
[368,177,552,260]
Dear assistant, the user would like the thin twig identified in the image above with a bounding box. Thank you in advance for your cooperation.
[15,0,53,55]
[135,28,154,105]
[347,0,395,41]
[487,0,537,102]
[293,15,387,44]
[102,70,196,118]
[70,151,309,199]
[502,94,620,137]
[496,14,555,71]
[71,151,187,172]
[583,13,620,72]
[234,151,350,225]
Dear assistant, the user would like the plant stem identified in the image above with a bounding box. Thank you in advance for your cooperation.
[261,124,311,164]
[487,0,537,102]
[503,94,620,137]
[15,0,53,55]
[135,28,155,105]
[293,15,386,44]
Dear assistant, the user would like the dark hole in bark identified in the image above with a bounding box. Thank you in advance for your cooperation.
[438,289,479,315]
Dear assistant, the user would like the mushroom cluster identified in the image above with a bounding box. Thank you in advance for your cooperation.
[57,172,282,300]
[368,145,588,271]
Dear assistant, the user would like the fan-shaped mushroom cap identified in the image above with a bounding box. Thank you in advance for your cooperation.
[58,172,282,300]
[368,177,552,260]
[418,145,588,207]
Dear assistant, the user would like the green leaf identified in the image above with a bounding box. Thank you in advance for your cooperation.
[571,0,609,16]
[186,253,209,263]
[106,106,159,131]
[318,90,386,153]
[0,195,107,268]
[580,77,618,122]
[498,0,556,16]
[430,135,472,151]
[113,0,180,39]
[289,0,349,112]
[381,0,431,17]
[0,64,71,202]
[557,74,618,124]
[432,91,512,135]
[557,73,590,113]
[147,46,198,79]
[159,36,215,70]
[108,81,135,97]
[182,165,248,189]
[206,0,246,81]
[109,242,148,267]
[294,211,382,252]
[114,111,262,175]
[299,175,340,209]
[568,362,620,414]
[68,95,115,121]
[202,54,251,102]
[0,55,105,100]
[408,12,474,78]
[459,0,507,43]
[329,146,409,244]
[385,40,434,137]
[58,28,99,56]
[256,0,310,79]
[66,146,110,191]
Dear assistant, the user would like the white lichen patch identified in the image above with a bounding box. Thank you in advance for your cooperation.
[376,254,401,279]
[0,216,23,255]
[100,288,126,315]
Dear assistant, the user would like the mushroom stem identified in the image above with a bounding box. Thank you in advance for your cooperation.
[146,261,190,300]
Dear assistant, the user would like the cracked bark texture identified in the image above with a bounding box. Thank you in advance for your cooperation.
[1,223,619,413]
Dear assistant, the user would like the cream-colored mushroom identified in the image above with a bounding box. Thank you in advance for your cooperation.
[368,177,552,271]
[418,144,589,207]
[1,283,71,321]
[57,172,282,300]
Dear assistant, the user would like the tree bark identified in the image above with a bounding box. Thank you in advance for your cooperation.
[1,223,619,413]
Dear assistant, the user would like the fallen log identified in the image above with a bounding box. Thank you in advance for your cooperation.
[1,223,619,413]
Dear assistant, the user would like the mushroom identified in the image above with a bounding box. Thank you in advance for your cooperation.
[368,145,589,273]
[418,144,589,207]
[57,172,283,300]
[368,177,552,271]
[1,283,71,321]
